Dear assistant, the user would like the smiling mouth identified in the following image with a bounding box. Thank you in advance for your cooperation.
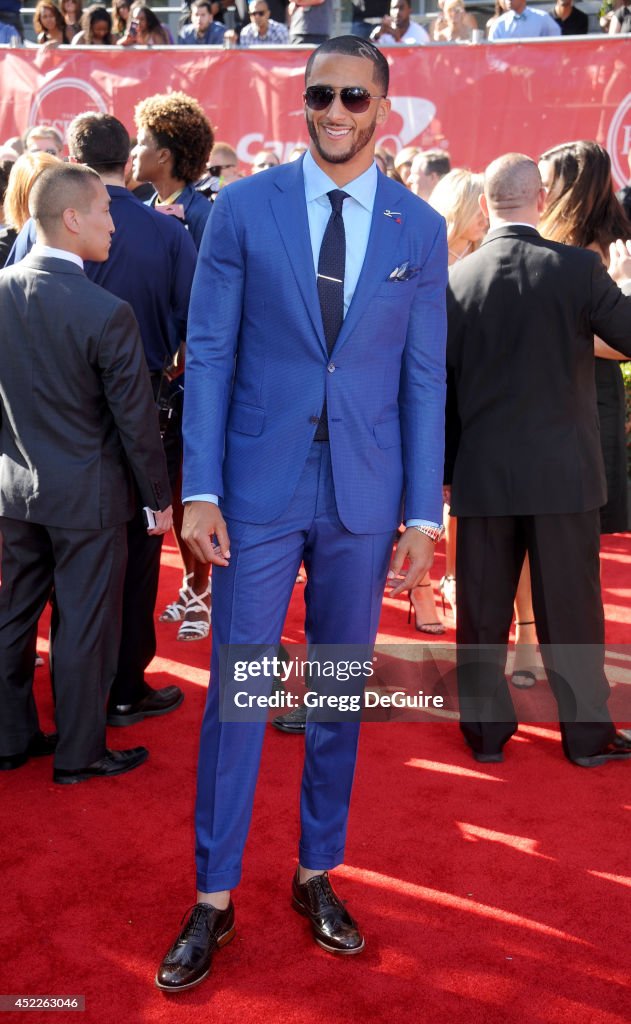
[322,126,352,139]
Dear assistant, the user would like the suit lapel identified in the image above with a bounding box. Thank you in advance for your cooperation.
[333,173,402,354]
[269,161,327,355]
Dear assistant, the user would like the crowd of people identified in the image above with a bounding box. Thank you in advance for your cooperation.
[1,30,631,995]
[1,0,630,49]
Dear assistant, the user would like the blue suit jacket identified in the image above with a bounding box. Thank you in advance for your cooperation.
[183,156,447,533]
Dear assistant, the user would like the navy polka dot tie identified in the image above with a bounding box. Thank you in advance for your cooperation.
[314,189,348,440]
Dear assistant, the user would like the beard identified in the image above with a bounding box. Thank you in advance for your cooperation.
[306,110,378,165]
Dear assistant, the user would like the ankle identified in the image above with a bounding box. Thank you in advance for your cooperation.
[197,889,230,910]
[298,866,325,885]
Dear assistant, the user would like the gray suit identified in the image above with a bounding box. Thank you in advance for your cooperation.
[0,254,170,770]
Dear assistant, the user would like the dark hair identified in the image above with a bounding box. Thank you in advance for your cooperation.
[29,162,102,229]
[305,35,390,97]
[418,150,451,178]
[192,0,212,10]
[68,112,130,173]
[134,4,169,41]
[0,159,14,204]
[34,1,67,38]
[80,4,113,42]
[134,92,213,183]
[538,140,631,257]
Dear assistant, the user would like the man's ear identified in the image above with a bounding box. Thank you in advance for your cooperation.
[61,207,81,235]
[479,192,489,219]
[376,97,391,127]
[536,187,547,215]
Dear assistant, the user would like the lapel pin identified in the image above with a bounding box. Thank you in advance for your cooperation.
[384,210,402,223]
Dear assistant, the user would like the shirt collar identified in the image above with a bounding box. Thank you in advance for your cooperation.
[31,243,83,269]
[303,149,377,213]
[510,6,530,19]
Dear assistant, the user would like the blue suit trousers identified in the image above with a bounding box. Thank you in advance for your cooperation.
[194,443,393,892]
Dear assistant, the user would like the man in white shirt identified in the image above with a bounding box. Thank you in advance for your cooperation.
[489,0,560,39]
[371,0,430,45]
[239,0,289,45]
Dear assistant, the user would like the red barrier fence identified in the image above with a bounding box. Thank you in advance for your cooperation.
[0,39,630,185]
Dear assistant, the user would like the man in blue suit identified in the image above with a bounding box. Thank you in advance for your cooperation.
[157,36,447,992]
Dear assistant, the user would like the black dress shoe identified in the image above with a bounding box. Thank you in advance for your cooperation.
[473,750,504,764]
[292,871,365,954]
[0,730,58,771]
[107,685,184,726]
[156,902,235,992]
[571,730,631,768]
[53,747,149,784]
[272,704,307,734]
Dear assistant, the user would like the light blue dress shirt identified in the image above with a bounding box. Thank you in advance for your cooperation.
[489,6,561,38]
[185,151,438,528]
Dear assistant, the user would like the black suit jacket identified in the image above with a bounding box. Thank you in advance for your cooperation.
[0,254,170,529]
[445,225,631,517]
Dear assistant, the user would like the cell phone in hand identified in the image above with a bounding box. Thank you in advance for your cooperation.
[143,506,156,530]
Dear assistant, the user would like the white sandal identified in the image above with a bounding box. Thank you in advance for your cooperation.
[159,572,195,622]
[177,579,212,642]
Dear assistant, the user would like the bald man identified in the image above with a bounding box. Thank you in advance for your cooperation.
[445,153,631,768]
[0,164,172,783]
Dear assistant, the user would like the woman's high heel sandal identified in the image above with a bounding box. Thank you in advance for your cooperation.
[510,619,537,689]
[159,572,195,622]
[408,583,446,635]
[438,574,456,620]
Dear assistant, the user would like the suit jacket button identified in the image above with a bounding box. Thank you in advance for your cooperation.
[327,363,336,373]
[309,416,319,425]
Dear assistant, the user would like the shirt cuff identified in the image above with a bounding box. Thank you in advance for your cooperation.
[405,519,441,529]
[182,494,219,504]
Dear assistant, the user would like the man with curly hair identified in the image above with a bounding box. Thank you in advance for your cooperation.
[132,91,213,250]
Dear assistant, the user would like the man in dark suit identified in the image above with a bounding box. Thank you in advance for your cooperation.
[446,153,631,768]
[0,164,172,783]
[156,36,447,991]
[65,112,198,727]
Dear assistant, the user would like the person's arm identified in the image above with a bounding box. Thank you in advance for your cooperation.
[180,187,244,564]
[97,301,172,529]
[588,242,631,357]
[389,217,448,596]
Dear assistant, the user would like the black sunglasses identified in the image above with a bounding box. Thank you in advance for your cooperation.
[304,85,384,114]
[208,164,236,175]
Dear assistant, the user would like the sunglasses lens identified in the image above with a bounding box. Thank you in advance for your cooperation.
[305,86,373,113]
[340,88,371,113]
[305,86,334,111]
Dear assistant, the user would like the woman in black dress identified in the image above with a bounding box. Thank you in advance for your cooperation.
[539,140,631,534]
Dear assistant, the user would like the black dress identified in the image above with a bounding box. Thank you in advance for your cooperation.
[595,356,629,533]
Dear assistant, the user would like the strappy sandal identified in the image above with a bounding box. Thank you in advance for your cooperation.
[177,579,212,642]
[510,620,537,689]
[159,572,195,623]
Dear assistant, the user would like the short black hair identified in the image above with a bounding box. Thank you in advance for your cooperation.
[67,113,130,174]
[305,35,389,97]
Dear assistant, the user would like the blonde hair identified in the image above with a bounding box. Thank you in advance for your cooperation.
[429,168,484,247]
[4,151,61,229]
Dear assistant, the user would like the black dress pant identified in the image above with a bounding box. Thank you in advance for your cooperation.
[0,516,127,770]
[456,510,615,761]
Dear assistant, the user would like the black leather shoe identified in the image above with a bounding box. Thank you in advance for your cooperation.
[473,750,504,764]
[272,704,307,734]
[571,730,631,768]
[0,730,58,771]
[107,685,184,726]
[292,871,365,954]
[53,747,149,784]
[156,902,235,992]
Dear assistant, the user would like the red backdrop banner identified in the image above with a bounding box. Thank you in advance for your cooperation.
[1,39,630,185]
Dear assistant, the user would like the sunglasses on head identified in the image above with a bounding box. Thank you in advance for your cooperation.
[304,85,384,114]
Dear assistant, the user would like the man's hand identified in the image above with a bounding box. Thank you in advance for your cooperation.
[182,501,231,566]
[147,505,174,536]
[608,238,631,284]
[387,528,436,597]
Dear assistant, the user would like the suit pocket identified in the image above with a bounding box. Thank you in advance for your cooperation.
[373,279,417,299]
[373,417,401,449]
[227,401,265,436]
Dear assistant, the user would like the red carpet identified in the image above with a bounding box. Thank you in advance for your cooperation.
[2,538,631,1024]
